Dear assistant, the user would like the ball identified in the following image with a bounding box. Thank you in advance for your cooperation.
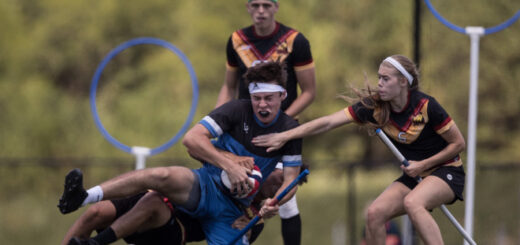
[221,165,262,199]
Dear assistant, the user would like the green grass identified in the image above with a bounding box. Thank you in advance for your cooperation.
[0,164,518,244]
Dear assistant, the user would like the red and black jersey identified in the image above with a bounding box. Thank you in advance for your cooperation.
[345,90,462,176]
[226,22,314,111]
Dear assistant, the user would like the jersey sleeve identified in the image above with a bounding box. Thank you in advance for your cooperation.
[281,123,303,167]
[291,33,314,71]
[427,97,454,134]
[345,101,376,125]
[199,101,241,138]
[226,35,239,70]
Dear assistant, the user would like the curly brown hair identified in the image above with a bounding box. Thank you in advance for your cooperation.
[243,61,287,88]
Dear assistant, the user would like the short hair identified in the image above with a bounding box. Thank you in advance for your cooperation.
[243,61,287,89]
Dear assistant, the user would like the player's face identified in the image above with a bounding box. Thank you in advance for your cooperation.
[377,64,407,101]
[250,87,285,125]
[247,0,278,28]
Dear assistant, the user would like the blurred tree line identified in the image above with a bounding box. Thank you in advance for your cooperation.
[1,0,519,167]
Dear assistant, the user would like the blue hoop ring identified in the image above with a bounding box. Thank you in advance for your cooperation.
[90,37,199,156]
[424,0,520,35]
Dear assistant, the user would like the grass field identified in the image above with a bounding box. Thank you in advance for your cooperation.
[0,163,518,244]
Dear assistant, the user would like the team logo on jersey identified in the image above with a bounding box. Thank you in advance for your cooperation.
[412,113,425,125]
[398,132,407,142]
[276,41,289,55]
[243,122,249,134]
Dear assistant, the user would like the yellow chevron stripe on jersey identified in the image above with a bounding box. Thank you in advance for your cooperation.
[230,30,298,67]
[382,100,430,144]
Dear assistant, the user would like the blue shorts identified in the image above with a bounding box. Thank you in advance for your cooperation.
[179,168,249,245]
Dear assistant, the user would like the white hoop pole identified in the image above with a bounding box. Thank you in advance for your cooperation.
[375,129,477,245]
[131,146,151,170]
[463,26,484,245]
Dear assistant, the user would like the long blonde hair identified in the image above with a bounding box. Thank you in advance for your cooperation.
[344,55,420,128]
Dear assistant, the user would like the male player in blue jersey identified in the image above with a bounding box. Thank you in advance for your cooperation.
[58,61,302,245]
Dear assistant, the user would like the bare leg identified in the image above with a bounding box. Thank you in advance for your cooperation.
[110,192,172,239]
[61,201,116,245]
[98,166,196,206]
[403,176,454,245]
[365,182,409,245]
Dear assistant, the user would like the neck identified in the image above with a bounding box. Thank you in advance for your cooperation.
[390,90,409,112]
[255,21,277,36]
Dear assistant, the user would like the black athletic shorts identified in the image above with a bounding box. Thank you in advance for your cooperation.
[110,192,205,245]
[395,165,465,204]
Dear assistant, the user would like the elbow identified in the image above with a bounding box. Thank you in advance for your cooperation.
[458,140,466,153]
[182,130,196,149]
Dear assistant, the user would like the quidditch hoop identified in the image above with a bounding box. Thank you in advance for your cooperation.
[90,37,199,156]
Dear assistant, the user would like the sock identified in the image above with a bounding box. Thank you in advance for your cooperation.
[92,227,117,245]
[82,185,103,206]
[282,214,302,245]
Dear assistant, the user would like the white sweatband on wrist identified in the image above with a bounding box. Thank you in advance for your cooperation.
[279,195,299,218]
[248,82,286,94]
[384,57,413,85]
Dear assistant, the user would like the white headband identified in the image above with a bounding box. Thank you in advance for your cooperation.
[384,57,413,85]
[248,82,286,94]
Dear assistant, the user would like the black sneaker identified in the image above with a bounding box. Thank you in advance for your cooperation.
[68,237,100,245]
[58,169,88,214]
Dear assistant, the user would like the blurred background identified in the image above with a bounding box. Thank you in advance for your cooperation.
[0,0,519,244]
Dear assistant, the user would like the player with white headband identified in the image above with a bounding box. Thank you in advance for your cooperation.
[58,61,303,245]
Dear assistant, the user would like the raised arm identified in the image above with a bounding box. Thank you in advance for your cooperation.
[252,109,352,152]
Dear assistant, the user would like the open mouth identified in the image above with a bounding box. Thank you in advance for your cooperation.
[259,111,270,118]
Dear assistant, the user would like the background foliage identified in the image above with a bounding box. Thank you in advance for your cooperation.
[0,0,519,244]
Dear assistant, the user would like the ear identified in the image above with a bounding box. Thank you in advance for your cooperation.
[399,77,409,88]
[281,91,287,100]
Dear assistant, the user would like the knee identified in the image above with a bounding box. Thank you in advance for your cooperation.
[140,192,167,212]
[403,194,424,214]
[146,168,173,189]
[138,192,171,224]
[83,202,115,224]
[365,204,386,228]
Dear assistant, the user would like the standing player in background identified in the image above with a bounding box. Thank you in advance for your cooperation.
[216,1,316,244]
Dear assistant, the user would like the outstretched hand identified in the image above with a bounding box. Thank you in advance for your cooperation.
[252,133,287,152]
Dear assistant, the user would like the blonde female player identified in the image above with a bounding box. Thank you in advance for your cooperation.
[252,55,466,245]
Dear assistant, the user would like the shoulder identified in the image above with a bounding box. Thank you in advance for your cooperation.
[413,90,445,109]
[278,23,309,42]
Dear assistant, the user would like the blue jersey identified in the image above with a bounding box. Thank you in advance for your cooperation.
[200,99,302,206]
